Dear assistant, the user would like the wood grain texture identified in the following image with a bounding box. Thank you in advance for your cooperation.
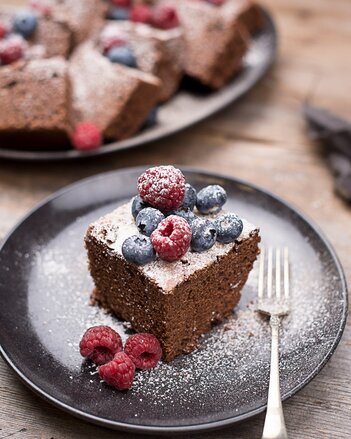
[0,0,351,438]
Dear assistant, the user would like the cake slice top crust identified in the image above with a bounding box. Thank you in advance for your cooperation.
[87,201,259,293]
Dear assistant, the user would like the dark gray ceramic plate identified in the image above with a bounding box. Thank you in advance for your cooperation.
[0,9,277,161]
[0,167,347,434]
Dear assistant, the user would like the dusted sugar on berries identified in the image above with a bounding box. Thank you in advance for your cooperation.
[136,207,165,237]
[214,213,243,244]
[196,185,227,214]
[122,235,156,265]
[99,352,135,390]
[151,4,179,30]
[124,333,162,370]
[0,36,25,65]
[151,215,192,262]
[79,326,122,365]
[138,165,186,212]
[191,218,217,252]
[130,4,153,24]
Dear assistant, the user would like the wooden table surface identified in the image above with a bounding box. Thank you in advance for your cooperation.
[1,0,351,438]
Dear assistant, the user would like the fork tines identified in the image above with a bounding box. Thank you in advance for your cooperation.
[258,247,290,301]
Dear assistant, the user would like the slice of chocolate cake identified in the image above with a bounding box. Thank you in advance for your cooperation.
[0,57,71,139]
[0,10,71,59]
[176,0,249,89]
[69,42,161,140]
[86,200,260,362]
[225,0,264,35]
[48,0,108,45]
[101,21,184,102]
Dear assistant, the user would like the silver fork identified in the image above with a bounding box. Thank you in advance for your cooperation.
[257,247,290,439]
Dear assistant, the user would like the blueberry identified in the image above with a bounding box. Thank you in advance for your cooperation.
[214,213,243,244]
[143,106,158,129]
[131,195,149,220]
[122,235,156,265]
[107,45,137,68]
[169,207,197,225]
[13,11,37,38]
[191,218,217,252]
[136,207,165,236]
[181,183,197,210]
[108,6,130,20]
[196,185,227,214]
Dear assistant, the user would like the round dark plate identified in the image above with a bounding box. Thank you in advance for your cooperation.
[0,9,277,161]
[0,167,347,434]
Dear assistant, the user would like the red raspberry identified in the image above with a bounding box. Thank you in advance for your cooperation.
[138,165,186,212]
[151,215,191,262]
[30,0,53,16]
[130,4,153,24]
[99,352,135,390]
[111,0,131,6]
[124,333,162,370]
[0,22,7,39]
[206,0,225,5]
[151,4,179,30]
[72,122,102,151]
[79,326,122,365]
[0,37,25,65]
[99,33,127,54]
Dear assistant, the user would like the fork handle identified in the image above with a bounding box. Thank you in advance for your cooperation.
[262,315,288,439]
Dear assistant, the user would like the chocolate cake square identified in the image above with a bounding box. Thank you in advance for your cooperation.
[102,21,185,102]
[176,0,249,89]
[0,11,71,59]
[224,0,264,35]
[0,57,71,138]
[48,0,108,45]
[69,42,161,140]
[85,202,260,362]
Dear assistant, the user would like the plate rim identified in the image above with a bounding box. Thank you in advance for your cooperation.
[0,7,277,162]
[0,166,348,434]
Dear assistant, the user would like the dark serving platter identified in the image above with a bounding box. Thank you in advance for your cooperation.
[0,167,347,434]
[0,8,277,161]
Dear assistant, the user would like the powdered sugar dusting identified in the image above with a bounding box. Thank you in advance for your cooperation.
[88,201,258,291]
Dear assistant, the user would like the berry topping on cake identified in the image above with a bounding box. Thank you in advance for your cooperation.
[107,45,137,68]
[151,215,191,262]
[191,218,217,252]
[205,0,226,6]
[181,183,197,210]
[30,1,52,17]
[108,6,130,21]
[0,36,25,65]
[111,0,131,6]
[214,213,243,243]
[79,326,123,365]
[138,165,186,212]
[124,333,162,370]
[130,4,153,24]
[131,195,149,220]
[100,33,127,54]
[152,4,179,30]
[196,185,227,214]
[13,10,38,38]
[0,22,7,39]
[170,207,197,225]
[99,352,135,390]
[122,235,156,265]
[136,207,165,237]
[72,123,102,151]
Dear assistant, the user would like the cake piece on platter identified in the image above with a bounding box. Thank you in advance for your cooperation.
[69,42,161,141]
[85,166,260,362]
[0,57,71,141]
[100,20,185,102]
[176,0,249,89]
[0,9,71,59]
[46,0,108,46]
